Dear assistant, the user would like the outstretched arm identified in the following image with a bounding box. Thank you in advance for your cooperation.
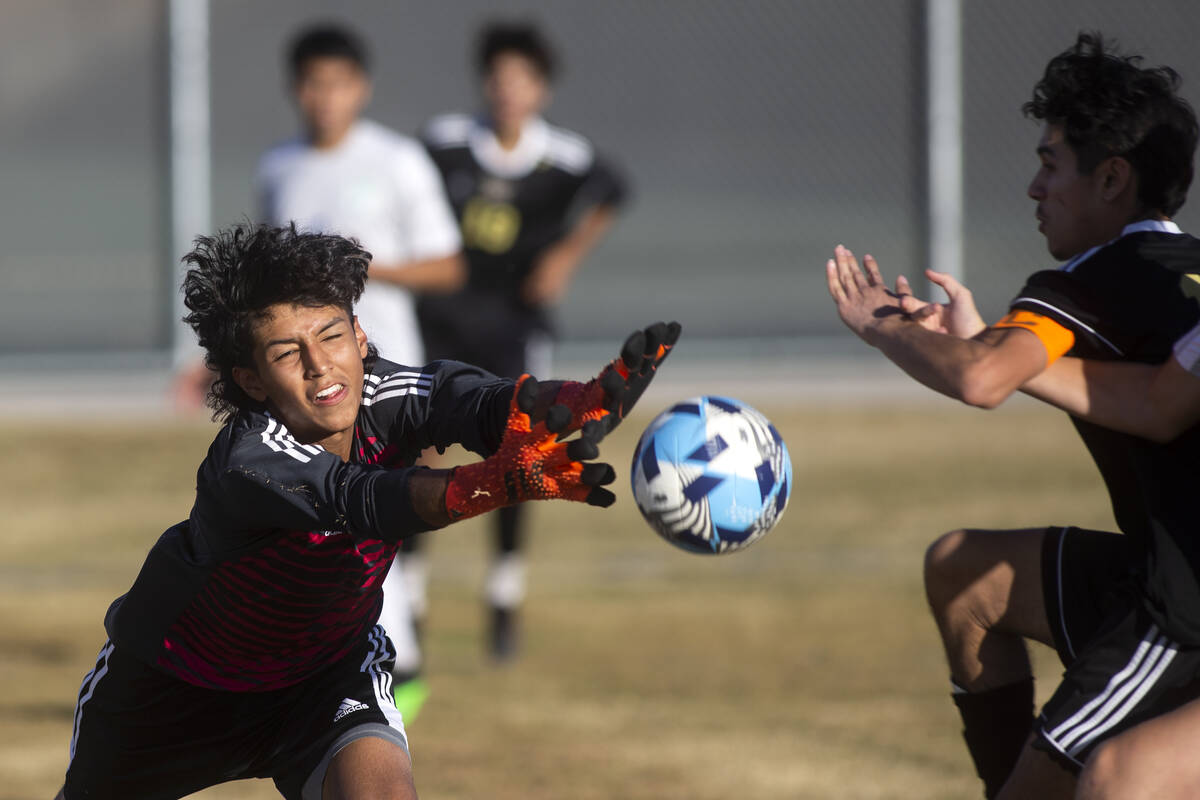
[892,267,1200,442]
[825,245,1048,408]
[416,320,682,526]
[1024,351,1200,443]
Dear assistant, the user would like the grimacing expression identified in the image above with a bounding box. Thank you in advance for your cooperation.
[233,304,368,454]
[1027,124,1120,261]
[294,56,370,143]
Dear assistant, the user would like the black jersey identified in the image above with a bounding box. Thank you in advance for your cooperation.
[1009,220,1200,642]
[418,113,626,332]
[103,358,512,691]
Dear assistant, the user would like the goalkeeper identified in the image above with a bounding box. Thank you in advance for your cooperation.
[57,222,678,800]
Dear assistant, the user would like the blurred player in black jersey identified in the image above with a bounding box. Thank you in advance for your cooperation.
[826,32,1200,799]
[56,222,678,800]
[409,21,628,661]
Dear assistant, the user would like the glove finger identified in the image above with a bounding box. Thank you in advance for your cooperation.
[642,322,667,359]
[619,330,646,370]
[585,486,617,507]
[565,435,599,462]
[600,369,625,401]
[544,403,571,434]
[515,374,539,414]
[580,418,605,442]
[663,321,682,348]
[580,461,616,486]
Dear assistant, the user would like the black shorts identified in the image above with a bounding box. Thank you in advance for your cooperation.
[417,291,551,379]
[1034,527,1200,770]
[64,625,409,800]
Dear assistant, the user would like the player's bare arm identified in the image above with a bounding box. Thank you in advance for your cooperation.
[826,245,1049,408]
[1024,353,1200,443]
[895,268,988,338]
[522,205,617,305]
[368,252,466,292]
[894,269,1200,443]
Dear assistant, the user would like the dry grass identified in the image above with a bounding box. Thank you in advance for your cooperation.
[0,399,1116,799]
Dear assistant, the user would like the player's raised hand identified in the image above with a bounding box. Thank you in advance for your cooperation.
[895,269,988,339]
[444,375,616,521]
[550,321,682,436]
[826,245,905,342]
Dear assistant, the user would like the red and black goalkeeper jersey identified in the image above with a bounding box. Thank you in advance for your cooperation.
[104,358,513,691]
[1009,219,1200,643]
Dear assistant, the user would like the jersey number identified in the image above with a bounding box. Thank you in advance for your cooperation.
[462,198,521,254]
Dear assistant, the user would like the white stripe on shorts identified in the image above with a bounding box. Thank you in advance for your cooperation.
[362,625,408,736]
[1043,624,1179,761]
[70,641,115,763]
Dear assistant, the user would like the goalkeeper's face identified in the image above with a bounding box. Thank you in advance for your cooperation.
[233,303,369,461]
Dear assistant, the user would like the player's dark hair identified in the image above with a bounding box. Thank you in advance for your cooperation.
[477,21,557,80]
[288,23,369,80]
[182,222,375,422]
[1023,31,1198,217]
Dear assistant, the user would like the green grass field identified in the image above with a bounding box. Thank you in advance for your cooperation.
[0,398,1118,799]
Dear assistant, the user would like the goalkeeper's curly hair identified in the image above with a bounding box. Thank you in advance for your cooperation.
[1023,31,1198,217]
[181,222,376,422]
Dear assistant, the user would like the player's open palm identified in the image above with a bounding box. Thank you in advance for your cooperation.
[896,269,987,339]
[826,245,905,341]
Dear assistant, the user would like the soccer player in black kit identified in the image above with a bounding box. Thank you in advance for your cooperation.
[57,222,678,799]
[827,33,1200,799]
[412,21,628,659]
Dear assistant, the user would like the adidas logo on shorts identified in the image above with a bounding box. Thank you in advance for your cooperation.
[333,697,370,722]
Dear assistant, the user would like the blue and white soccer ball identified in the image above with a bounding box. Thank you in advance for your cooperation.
[631,396,792,555]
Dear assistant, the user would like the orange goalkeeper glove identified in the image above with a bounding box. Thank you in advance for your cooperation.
[551,321,682,435]
[444,375,616,521]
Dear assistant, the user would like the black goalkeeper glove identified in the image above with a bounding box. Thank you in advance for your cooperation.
[550,321,682,436]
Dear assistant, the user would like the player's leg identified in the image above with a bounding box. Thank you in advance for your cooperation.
[481,328,548,661]
[320,736,416,800]
[923,527,1050,797]
[378,562,429,722]
[487,506,526,660]
[926,526,1132,797]
[924,527,1054,689]
[1028,595,1199,800]
[1077,697,1200,800]
[995,736,1077,799]
[278,625,414,800]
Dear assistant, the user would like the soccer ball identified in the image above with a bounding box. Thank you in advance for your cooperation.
[631,396,791,555]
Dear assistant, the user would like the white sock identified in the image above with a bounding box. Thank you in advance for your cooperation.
[399,552,430,620]
[485,553,526,610]
[380,556,421,674]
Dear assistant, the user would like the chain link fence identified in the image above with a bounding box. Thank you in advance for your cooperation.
[3,0,1199,358]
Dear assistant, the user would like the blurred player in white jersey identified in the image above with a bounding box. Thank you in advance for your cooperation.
[257,22,465,716]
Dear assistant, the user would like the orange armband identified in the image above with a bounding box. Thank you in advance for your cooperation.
[993,310,1075,365]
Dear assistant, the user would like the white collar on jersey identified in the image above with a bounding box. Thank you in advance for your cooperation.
[468,116,549,179]
[1061,218,1185,272]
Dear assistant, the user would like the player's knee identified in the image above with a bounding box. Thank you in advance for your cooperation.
[923,528,971,613]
